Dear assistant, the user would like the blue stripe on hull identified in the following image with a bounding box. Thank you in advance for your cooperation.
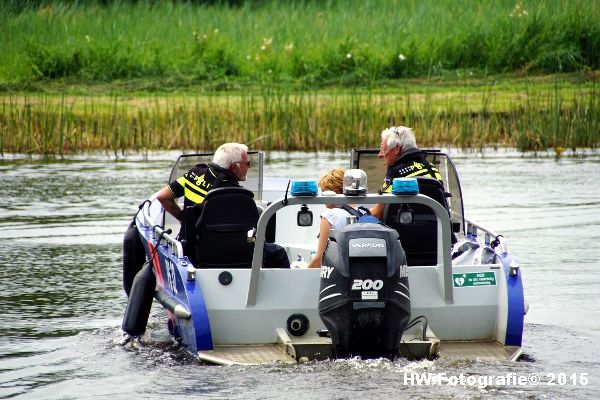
[185,277,213,351]
[501,254,524,346]
[140,224,214,352]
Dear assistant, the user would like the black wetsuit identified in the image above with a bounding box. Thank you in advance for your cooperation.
[380,148,442,193]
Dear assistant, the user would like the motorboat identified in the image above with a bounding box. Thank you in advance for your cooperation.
[121,149,526,365]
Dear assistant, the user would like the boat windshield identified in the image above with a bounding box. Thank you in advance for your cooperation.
[168,151,264,200]
[350,149,465,235]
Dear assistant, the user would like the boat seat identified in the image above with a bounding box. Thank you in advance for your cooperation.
[383,178,454,266]
[190,187,259,268]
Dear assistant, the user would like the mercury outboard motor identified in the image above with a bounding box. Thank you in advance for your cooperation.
[318,223,410,360]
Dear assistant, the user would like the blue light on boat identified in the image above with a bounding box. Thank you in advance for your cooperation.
[391,177,419,195]
[290,180,318,197]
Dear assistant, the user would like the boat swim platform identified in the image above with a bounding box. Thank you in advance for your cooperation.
[197,327,520,365]
[438,340,522,362]
[198,344,297,365]
[197,329,333,366]
[197,339,520,366]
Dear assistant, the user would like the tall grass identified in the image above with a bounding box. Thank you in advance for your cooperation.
[1,80,597,154]
[1,0,599,86]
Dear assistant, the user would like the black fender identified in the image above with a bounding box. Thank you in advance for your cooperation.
[122,262,156,337]
[123,220,146,296]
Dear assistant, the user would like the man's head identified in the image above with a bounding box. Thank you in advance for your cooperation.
[213,142,251,181]
[378,126,417,168]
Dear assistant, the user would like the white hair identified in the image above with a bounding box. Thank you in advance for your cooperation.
[212,143,248,168]
[381,126,417,152]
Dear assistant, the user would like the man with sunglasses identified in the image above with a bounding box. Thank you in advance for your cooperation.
[370,126,442,219]
[156,142,252,224]
[155,143,290,268]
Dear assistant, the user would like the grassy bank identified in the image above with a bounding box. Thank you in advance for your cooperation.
[1,0,599,87]
[1,75,597,154]
[1,1,598,154]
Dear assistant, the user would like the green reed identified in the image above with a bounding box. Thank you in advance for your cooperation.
[1,81,598,155]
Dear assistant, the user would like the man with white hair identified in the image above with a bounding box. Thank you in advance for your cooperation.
[156,142,289,268]
[156,142,251,222]
[370,126,442,219]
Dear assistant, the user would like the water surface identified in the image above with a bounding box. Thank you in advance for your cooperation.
[1,150,599,399]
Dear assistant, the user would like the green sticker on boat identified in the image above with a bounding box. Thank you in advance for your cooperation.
[453,272,497,287]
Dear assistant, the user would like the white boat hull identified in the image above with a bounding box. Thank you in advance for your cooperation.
[122,150,525,365]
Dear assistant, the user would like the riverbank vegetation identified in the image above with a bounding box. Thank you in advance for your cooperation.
[2,75,597,154]
[0,0,598,154]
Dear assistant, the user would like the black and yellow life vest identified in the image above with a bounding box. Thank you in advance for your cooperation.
[168,163,240,209]
[381,149,442,193]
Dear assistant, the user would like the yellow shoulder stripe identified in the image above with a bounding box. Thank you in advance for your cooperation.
[180,177,208,196]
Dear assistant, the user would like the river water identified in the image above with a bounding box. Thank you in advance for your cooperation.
[0,150,599,399]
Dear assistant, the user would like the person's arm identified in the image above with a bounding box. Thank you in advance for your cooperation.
[155,186,183,222]
[370,203,385,220]
[307,217,333,268]
[370,175,392,220]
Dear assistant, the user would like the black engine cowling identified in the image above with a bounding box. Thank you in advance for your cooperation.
[318,223,410,360]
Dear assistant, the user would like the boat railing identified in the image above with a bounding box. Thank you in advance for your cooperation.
[141,200,185,258]
[248,193,454,306]
[464,218,508,254]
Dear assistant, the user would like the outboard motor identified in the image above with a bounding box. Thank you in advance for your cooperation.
[318,223,410,360]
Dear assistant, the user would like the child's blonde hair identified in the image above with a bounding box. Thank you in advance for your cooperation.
[318,168,345,194]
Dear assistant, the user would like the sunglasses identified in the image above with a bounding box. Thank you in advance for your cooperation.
[237,160,251,167]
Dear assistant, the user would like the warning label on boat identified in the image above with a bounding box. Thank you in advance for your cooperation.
[453,272,497,287]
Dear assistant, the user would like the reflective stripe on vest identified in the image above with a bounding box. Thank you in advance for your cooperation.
[177,175,210,204]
